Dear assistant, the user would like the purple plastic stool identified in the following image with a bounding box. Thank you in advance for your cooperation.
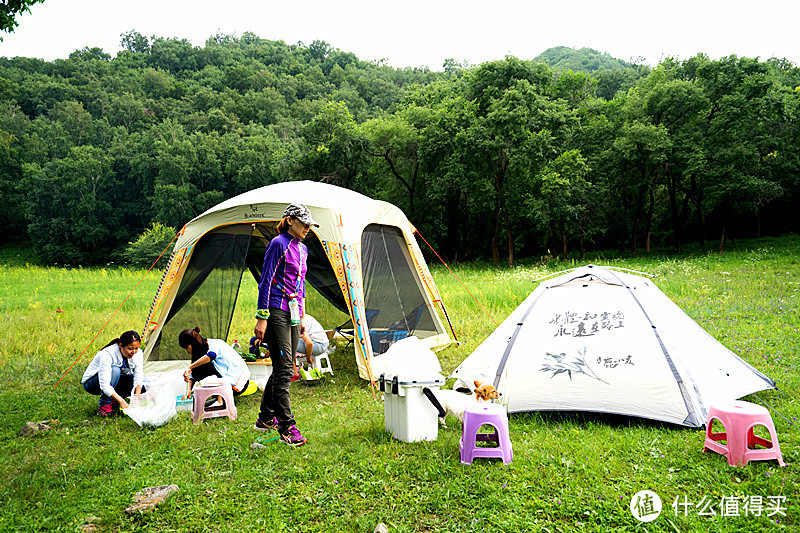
[459,403,513,465]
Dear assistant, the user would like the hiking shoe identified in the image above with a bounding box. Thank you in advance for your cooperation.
[253,417,278,432]
[97,404,113,417]
[279,425,308,447]
[205,396,224,409]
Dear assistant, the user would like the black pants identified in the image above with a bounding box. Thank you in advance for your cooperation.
[191,358,248,397]
[259,308,299,431]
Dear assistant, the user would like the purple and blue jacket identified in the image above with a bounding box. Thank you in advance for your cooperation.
[257,232,308,315]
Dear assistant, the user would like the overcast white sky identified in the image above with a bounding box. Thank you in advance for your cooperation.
[1,0,798,69]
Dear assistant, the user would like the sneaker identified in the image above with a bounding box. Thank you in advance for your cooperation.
[279,425,308,447]
[205,396,224,409]
[97,404,113,417]
[253,417,278,432]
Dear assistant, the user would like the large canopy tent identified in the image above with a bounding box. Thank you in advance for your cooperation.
[450,265,776,427]
[141,181,455,381]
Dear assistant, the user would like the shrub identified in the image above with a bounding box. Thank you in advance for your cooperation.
[122,223,177,269]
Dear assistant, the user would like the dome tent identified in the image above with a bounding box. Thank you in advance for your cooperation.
[141,181,455,382]
[450,265,775,427]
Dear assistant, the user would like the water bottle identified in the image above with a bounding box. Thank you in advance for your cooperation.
[231,339,241,353]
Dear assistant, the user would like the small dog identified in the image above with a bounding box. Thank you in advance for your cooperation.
[431,380,501,427]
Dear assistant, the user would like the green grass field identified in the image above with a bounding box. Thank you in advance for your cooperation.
[0,236,798,532]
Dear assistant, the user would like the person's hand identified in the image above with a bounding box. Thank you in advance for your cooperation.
[308,357,314,366]
[119,399,130,409]
[254,318,267,340]
[183,367,192,382]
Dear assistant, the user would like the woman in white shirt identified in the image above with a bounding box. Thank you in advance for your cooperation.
[81,330,145,416]
[297,314,330,365]
[178,327,251,399]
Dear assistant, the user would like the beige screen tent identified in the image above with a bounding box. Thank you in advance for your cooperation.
[140,180,455,381]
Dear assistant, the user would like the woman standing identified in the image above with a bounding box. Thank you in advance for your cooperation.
[253,203,318,447]
[81,330,145,416]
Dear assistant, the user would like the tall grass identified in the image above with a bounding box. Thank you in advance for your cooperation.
[0,236,797,532]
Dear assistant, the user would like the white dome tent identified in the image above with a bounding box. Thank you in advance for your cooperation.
[450,265,775,427]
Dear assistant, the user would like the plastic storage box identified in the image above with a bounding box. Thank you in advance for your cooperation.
[379,372,444,442]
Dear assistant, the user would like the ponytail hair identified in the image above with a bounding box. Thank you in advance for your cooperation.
[276,216,291,234]
[103,330,141,349]
[178,327,209,357]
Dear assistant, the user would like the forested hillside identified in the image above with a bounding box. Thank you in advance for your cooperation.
[534,46,631,72]
[1,35,798,265]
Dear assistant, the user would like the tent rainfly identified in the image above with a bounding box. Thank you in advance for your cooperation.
[140,181,455,381]
[450,265,776,427]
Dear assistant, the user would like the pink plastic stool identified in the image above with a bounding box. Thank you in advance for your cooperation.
[703,400,785,467]
[460,403,513,465]
[191,382,238,424]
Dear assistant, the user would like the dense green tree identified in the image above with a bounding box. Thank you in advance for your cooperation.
[120,30,151,54]
[686,55,787,251]
[529,149,592,259]
[299,101,368,189]
[465,57,567,266]
[610,115,671,256]
[404,79,478,261]
[361,113,422,212]
[535,46,631,73]
[0,0,45,36]
[1,35,798,264]
[21,146,120,263]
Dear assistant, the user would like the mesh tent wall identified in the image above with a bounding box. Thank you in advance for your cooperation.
[141,181,454,381]
[450,265,776,427]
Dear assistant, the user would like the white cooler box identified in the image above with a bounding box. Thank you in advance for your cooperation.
[379,372,445,442]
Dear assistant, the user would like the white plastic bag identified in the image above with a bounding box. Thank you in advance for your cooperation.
[124,384,178,427]
[371,336,442,377]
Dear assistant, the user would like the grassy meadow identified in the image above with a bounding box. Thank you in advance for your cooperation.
[0,236,798,532]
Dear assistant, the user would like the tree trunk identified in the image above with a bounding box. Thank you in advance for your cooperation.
[505,209,514,267]
[579,211,587,260]
[718,198,729,254]
[688,175,705,245]
[667,168,681,252]
[445,188,461,262]
[756,210,762,238]
[645,186,654,255]
[491,204,501,266]
[561,230,568,260]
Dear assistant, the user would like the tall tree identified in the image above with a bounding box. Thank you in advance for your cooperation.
[465,57,564,266]
[360,112,422,213]
[0,0,45,37]
[22,146,120,263]
[299,101,368,189]
[529,149,591,259]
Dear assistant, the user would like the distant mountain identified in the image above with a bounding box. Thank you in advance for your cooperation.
[534,46,632,72]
